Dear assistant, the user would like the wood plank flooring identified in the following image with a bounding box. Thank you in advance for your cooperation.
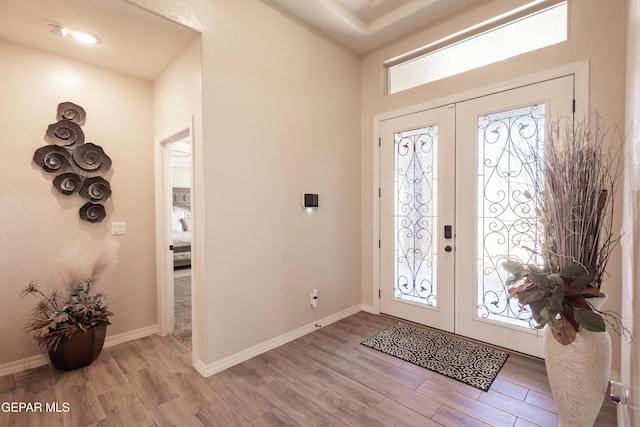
[0,311,617,426]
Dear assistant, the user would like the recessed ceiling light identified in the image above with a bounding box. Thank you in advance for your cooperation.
[44,23,99,45]
[69,30,99,45]
[45,23,68,38]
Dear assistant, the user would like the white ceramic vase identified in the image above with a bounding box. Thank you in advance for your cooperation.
[543,296,611,427]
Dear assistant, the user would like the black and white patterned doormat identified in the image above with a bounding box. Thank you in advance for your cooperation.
[361,322,509,391]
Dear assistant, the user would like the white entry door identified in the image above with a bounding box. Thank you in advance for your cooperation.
[455,76,574,357]
[380,105,456,332]
[379,76,574,357]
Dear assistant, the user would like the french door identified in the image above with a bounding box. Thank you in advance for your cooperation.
[379,76,574,357]
[380,105,456,332]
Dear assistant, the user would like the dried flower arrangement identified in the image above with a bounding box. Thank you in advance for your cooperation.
[503,112,630,344]
[20,240,118,351]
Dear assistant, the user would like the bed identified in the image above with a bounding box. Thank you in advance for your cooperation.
[172,187,191,268]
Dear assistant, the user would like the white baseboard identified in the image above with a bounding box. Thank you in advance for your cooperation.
[361,304,376,314]
[0,354,50,378]
[194,304,364,377]
[0,324,158,377]
[4,305,365,378]
[104,325,158,347]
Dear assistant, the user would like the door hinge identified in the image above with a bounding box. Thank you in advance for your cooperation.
[378,188,381,197]
[378,137,381,147]
[572,99,576,113]
[378,239,381,248]
[378,289,381,298]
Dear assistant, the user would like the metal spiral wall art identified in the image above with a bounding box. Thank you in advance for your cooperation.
[33,102,112,223]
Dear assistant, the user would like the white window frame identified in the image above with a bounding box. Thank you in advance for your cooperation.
[386,1,568,94]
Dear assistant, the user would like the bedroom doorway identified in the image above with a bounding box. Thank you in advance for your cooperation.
[156,121,194,350]
[170,137,192,348]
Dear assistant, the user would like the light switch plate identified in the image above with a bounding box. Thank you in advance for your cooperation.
[111,222,126,235]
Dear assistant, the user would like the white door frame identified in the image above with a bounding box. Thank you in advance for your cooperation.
[155,118,194,337]
[372,61,589,318]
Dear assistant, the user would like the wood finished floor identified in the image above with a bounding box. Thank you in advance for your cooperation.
[0,311,617,426]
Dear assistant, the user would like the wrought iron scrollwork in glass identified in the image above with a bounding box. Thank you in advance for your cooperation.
[394,126,438,307]
[476,105,545,328]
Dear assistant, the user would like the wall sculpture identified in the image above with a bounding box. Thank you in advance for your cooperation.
[33,102,112,223]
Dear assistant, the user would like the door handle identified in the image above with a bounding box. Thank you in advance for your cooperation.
[444,225,452,239]
[444,245,452,252]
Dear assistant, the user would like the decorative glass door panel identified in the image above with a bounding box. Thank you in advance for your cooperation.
[380,106,455,332]
[456,76,574,357]
[476,105,545,328]
[394,126,438,307]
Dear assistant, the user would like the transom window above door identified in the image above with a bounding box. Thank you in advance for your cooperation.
[386,1,568,94]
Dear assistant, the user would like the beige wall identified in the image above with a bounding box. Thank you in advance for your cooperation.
[1,0,361,372]
[152,37,205,361]
[0,39,157,364]
[624,0,639,421]
[130,0,362,365]
[153,38,201,137]
[361,0,626,374]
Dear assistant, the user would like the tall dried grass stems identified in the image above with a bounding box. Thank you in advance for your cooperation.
[21,239,119,350]
[525,112,623,290]
[59,239,119,290]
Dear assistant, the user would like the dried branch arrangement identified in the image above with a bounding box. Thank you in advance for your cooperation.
[504,112,630,344]
[535,113,622,288]
[20,240,118,350]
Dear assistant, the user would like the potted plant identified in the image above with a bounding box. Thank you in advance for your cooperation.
[502,112,629,426]
[21,240,117,370]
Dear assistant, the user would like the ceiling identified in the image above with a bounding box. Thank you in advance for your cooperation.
[0,0,485,81]
[0,0,199,81]
[267,0,486,54]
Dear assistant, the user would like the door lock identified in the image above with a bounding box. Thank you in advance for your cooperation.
[444,245,452,252]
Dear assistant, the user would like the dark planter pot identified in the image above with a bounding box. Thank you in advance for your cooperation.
[47,325,107,371]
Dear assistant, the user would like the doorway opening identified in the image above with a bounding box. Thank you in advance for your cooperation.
[170,136,192,347]
[157,122,194,351]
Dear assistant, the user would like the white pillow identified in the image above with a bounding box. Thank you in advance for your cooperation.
[172,207,188,232]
